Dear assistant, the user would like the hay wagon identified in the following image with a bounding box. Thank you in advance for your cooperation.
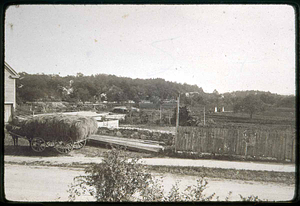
[5,114,98,154]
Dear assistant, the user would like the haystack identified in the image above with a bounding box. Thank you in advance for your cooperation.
[6,114,98,142]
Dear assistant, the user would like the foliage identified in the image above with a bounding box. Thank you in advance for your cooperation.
[15,72,294,113]
[239,194,264,202]
[68,148,152,202]
[171,106,199,126]
[233,94,265,119]
[68,149,265,202]
[16,73,204,104]
[166,179,216,202]
[275,95,295,108]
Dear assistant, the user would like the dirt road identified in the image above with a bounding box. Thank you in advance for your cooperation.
[4,163,295,202]
[5,155,295,172]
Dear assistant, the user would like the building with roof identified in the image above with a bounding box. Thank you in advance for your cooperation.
[4,62,20,123]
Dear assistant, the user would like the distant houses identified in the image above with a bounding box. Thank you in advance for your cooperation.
[4,62,19,123]
[185,92,199,97]
[214,106,225,113]
[139,99,178,110]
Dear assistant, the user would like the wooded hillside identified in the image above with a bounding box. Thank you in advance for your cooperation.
[16,72,295,110]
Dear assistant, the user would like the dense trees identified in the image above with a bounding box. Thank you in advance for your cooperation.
[233,95,265,119]
[171,106,196,126]
[15,73,204,104]
[15,73,295,115]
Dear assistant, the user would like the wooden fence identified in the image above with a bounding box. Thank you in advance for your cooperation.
[176,127,296,162]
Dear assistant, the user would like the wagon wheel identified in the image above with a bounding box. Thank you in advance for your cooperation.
[73,139,87,150]
[54,136,74,154]
[31,137,46,152]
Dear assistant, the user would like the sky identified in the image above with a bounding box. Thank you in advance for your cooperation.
[5,4,296,95]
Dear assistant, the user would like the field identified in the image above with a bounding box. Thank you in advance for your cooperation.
[121,105,295,128]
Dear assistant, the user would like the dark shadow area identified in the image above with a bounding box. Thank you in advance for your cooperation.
[4,134,71,157]
[4,145,67,157]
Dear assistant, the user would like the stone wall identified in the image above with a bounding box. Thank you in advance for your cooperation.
[97,127,174,146]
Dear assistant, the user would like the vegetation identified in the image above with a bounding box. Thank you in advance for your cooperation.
[233,94,265,119]
[16,72,203,104]
[16,72,294,113]
[170,106,199,126]
[68,148,265,202]
[68,148,152,201]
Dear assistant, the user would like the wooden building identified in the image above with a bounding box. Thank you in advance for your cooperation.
[4,62,19,123]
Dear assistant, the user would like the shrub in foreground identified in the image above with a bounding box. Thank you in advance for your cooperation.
[68,148,152,201]
[68,148,264,202]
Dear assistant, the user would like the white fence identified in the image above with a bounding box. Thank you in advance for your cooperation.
[97,120,119,128]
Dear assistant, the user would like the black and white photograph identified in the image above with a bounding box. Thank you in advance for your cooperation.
[3,4,296,202]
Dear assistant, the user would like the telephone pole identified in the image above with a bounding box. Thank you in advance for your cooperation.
[204,106,206,125]
[175,94,180,152]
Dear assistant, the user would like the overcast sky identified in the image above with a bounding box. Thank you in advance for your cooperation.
[5,5,296,95]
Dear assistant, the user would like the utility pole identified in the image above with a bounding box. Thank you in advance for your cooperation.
[175,94,180,151]
[176,94,180,130]
[160,103,162,125]
[204,106,206,125]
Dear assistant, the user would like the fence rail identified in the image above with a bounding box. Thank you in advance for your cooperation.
[176,127,296,162]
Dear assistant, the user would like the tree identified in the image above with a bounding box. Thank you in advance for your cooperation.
[259,93,276,105]
[275,95,295,108]
[17,86,46,102]
[76,87,91,103]
[233,94,265,119]
[106,85,125,103]
[171,106,195,126]
[191,94,205,106]
[68,148,152,202]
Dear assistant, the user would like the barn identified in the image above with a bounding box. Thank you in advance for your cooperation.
[4,62,19,123]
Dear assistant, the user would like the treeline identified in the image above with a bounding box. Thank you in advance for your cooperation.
[16,72,295,111]
[16,72,203,104]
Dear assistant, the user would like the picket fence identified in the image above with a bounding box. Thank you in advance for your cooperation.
[176,127,296,162]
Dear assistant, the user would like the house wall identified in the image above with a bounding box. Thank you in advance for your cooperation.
[4,104,13,122]
[4,66,16,107]
[4,65,18,123]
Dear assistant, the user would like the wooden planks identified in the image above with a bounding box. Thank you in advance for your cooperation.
[89,134,164,153]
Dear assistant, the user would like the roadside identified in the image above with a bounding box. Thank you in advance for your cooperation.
[4,164,295,202]
[5,151,296,186]
[4,154,295,173]
[4,133,296,185]
[4,134,295,173]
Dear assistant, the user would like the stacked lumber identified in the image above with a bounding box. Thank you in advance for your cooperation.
[89,134,164,153]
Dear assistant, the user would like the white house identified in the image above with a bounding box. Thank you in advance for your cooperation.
[4,62,19,123]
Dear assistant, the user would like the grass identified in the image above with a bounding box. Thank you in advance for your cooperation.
[146,165,295,185]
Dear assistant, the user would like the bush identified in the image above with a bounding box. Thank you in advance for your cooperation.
[68,148,152,202]
[68,148,263,202]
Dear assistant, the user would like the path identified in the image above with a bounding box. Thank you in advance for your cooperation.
[4,164,295,202]
[4,155,295,173]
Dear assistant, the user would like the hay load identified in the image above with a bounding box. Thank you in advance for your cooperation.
[6,114,98,142]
